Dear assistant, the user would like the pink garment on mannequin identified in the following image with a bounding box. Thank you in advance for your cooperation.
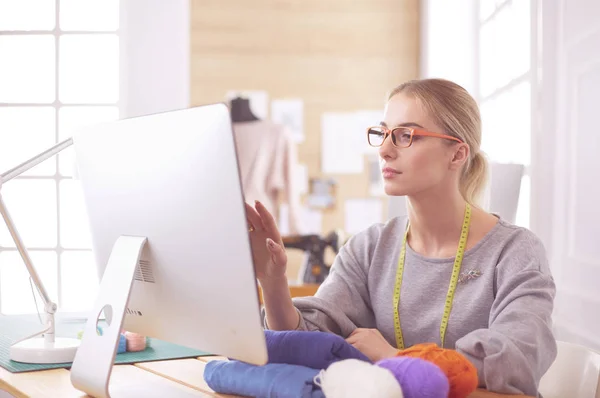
[233,120,304,235]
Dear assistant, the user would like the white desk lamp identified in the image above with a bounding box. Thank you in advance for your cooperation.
[0,137,81,364]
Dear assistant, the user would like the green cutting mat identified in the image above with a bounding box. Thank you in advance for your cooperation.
[0,316,212,373]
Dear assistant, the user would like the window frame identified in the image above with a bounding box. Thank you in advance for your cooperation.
[0,0,120,315]
[475,0,537,228]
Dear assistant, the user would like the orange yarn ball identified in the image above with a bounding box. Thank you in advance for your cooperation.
[397,343,478,398]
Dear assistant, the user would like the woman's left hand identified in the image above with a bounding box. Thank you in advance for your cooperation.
[346,328,399,362]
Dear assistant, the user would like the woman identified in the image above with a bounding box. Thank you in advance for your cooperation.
[245,78,556,396]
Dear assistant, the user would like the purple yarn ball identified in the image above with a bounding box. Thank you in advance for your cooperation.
[376,356,449,398]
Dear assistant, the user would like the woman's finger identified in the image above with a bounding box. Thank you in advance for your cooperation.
[345,334,359,345]
[255,201,280,237]
[348,328,362,338]
[347,329,365,340]
[266,238,287,267]
[245,202,265,231]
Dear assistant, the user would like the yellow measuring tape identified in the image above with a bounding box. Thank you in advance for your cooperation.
[393,203,472,350]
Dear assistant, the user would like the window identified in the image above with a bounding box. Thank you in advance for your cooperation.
[477,0,532,227]
[0,0,120,314]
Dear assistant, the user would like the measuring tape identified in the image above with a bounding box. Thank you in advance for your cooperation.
[393,203,472,350]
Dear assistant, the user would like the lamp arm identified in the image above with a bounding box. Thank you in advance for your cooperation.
[0,194,54,309]
[0,137,74,342]
[1,138,73,183]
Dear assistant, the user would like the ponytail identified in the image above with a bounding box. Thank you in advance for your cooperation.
[461,151,488,205]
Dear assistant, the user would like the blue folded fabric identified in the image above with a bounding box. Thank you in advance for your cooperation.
[117,333,127,354]
[203,360,325,398]
[265,330,371,369]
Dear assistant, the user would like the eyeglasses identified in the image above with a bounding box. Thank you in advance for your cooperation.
[366,125,463,148]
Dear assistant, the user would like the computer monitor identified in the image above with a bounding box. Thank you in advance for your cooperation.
[68,104,267,395]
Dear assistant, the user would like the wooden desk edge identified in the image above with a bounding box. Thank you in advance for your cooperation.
[0,356,534,398]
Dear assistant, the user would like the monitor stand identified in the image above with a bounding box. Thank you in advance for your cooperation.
[70,235,147,398]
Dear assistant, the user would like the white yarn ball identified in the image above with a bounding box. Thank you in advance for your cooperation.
[315,359,404,398]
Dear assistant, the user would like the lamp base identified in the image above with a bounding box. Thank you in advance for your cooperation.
[10,337,80,364]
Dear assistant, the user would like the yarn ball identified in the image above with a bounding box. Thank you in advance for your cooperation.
[116,333,127,354]
[124,332,147,352]
[376,356,449,398]
[396,343,478,398]
[264,330,371,369]
[316,359,404,398]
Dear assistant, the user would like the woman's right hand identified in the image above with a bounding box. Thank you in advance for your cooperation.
[245,201,288,284]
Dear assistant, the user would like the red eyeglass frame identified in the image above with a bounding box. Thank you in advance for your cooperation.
[366,125,463,148]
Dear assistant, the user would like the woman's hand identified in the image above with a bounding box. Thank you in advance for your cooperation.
[346,328,399,362]
[246,201,299,331]
[245,201,288,284]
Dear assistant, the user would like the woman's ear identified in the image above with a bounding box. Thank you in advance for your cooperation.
[449,143,470,170]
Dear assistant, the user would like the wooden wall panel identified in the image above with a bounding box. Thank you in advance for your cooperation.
[190,0,419,279]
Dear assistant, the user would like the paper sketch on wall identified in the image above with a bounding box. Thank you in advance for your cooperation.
[321,112,365,174]
[271,99,304,142]
[355,109,384,156]
[320,110,383,174]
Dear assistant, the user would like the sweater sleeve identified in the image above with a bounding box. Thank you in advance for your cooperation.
[454,230,557,396]
[269,232,377,337]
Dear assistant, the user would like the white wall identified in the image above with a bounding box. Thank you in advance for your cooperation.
[119,0,190,119]
[537,0,600,352]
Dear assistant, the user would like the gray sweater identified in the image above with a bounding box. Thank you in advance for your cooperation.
[285,216,557,396]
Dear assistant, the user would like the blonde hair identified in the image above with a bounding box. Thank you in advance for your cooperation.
[388,78,488,205]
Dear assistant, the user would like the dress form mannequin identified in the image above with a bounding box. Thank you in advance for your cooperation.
[230,97,259,122]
